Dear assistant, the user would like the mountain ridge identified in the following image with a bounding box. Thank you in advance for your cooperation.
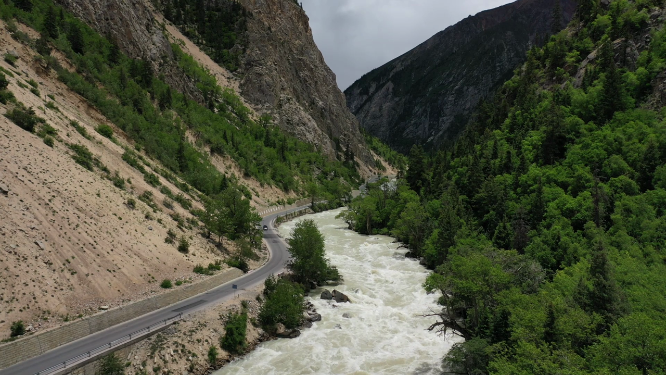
[345,0,577,153]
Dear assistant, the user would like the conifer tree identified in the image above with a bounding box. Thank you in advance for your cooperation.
[43,6,58,39]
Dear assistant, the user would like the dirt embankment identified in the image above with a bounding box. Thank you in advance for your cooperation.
[0,19,283,339]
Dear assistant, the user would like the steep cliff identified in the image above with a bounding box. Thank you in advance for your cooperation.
[345,0,577,153]
[238,0,372,165]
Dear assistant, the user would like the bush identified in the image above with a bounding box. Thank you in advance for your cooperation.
[4,53,17,67]
[5,106,44,132]
[177,236,189,254]
[193,264,213,275]
[160,279,172,289]
[98,353,125,375]
[220,312,247,354]
[68,143,95,171]
[70,121,89,139]
[0,72,8,90]
[207,345,218,365]
[208,261,222,271]
[0,90,15,104]
[225,257,249,273]
[10,321,25,337]
[110,171,125,189]
[43,136,54,147]
[126,198,136,209]
[96,124,114,139]
[144,173,160,187]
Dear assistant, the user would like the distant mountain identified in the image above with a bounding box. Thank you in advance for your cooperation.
[345,0,577,153]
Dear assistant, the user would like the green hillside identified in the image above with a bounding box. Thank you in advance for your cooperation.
[342,1,666,373]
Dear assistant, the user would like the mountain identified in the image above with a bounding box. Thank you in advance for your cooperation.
[57,0,373,168]
[345,0,577,153]
[344,1,666,373]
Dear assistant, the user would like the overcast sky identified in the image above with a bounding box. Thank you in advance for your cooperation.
[301,0,515,91]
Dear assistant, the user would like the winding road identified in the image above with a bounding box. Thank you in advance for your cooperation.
[0,206,304,375]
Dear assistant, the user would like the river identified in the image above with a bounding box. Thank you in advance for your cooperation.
[215,208,461,375]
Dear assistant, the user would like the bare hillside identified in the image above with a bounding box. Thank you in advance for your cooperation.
[0,20,275,338]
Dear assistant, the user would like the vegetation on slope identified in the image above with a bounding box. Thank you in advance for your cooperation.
[0,0,359,211]
[342,1,666,373]
[155,0,247,72]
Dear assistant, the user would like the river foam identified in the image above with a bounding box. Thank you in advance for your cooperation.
[215,208,461,375]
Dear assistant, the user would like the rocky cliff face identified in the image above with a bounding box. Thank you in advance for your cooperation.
[56,0,373,168]
[238,0,372,165]
[56,0,205,102]
[345,0,577,153]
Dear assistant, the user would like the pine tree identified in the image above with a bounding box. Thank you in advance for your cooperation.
[43,6,59,39]
[14,0,33,12]
[551,0,563,35]
[588,241,628,332]
[67,22,85,54]
[176,138,187,173]
[407,145,426,194]
[108,40,120,65]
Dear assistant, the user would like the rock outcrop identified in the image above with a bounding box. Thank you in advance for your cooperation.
[238,0,372,166]
[345,0,577,153]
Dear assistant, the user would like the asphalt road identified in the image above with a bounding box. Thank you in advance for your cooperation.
[0,207,304,375]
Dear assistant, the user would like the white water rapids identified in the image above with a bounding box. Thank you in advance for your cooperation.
[215,208,461,375]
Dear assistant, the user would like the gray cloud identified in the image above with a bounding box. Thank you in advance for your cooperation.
[302,0,515,90]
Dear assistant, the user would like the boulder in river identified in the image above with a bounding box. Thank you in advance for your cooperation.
[332,289,351,303]
[275,323,301,338]
[320,289,333,300]
[308,313,322,322]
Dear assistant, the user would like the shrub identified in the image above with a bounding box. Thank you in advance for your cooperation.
[10,321,25,337]
[96,124,113,139]
[144,173,160,187]
[208,261,222,271]
[68,143,95,171]
[0,72,8,90]
[0,90,15,104]
[70,121,89,139]
[177,236,189,254]
[225,257,249,273]
[160,279,172,289]
[162,198,174,210]
[193,264,213,275]
[220,312,247,354]
[207,345,218,365]
[175,280,183,286]
[110,172,125,189]
[5,106,43,132]
[43,136,54,147]
[175,193,192,210]
[98,353,124,375]
[126,198,136,209]
[4,53,17,66]
[37,123,57,137]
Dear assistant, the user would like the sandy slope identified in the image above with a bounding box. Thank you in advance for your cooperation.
[0,20,279,338]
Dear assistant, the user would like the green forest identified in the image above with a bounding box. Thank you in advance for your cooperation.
[341,1,666,373]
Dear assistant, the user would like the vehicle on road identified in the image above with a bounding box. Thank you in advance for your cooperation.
[263,225,268,231]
